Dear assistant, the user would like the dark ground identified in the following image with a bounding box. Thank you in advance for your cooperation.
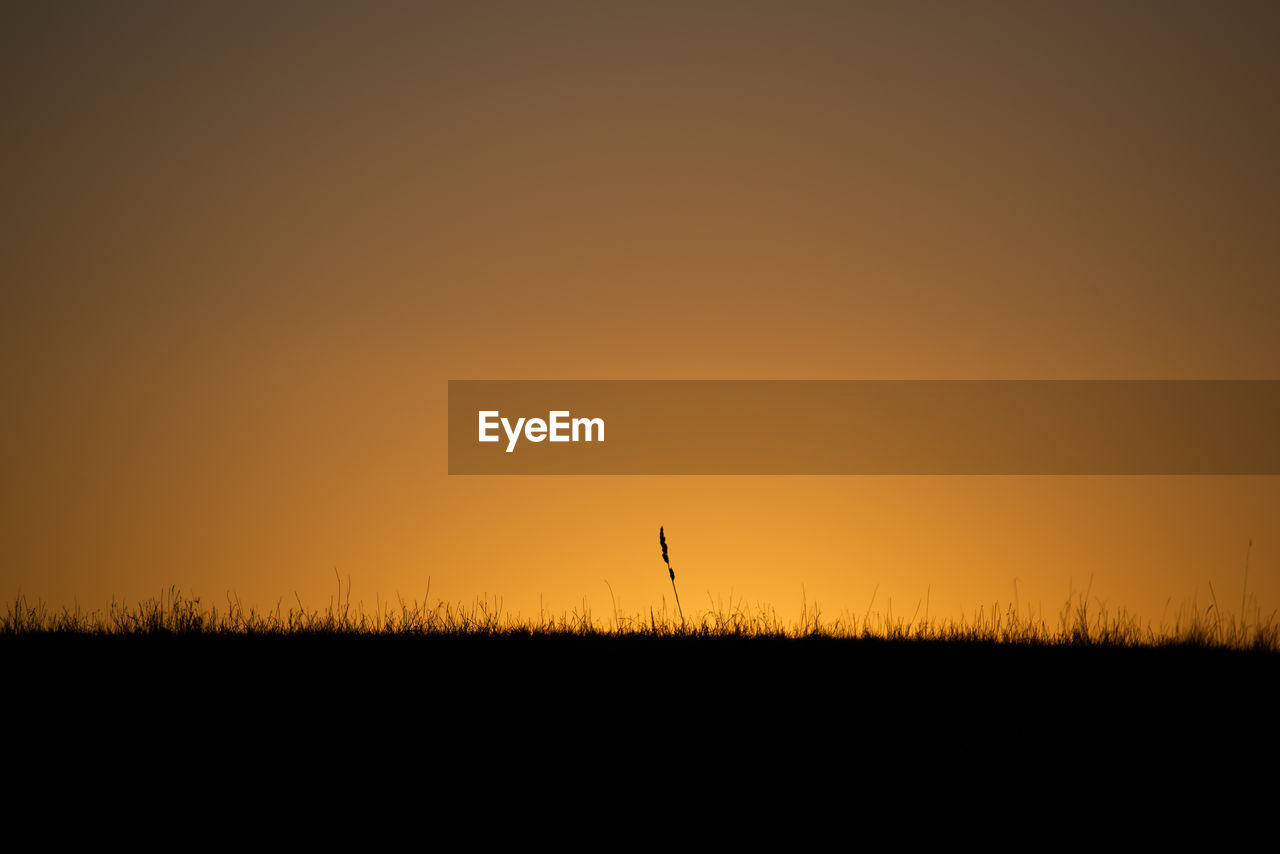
[5,635,1277,833]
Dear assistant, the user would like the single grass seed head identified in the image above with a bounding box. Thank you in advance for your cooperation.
[660,526,671,575]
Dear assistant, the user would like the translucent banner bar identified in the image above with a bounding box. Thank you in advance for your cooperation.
[447,381,1280,474]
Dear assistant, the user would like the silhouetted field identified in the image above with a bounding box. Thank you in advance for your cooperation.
[5,591,1278,832]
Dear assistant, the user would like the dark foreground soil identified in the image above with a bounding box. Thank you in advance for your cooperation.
[5,635,1276,833]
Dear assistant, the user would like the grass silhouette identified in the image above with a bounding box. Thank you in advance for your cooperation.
[6,579,1278,829]
[4,582,1276,650]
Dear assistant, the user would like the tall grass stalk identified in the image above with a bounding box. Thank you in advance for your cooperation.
[659,526,685,628]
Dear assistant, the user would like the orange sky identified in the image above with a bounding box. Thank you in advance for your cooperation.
[3,2,1278,627]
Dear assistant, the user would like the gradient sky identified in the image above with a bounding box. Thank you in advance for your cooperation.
[3,1,1278,627]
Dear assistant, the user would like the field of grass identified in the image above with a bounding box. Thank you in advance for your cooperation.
[6,581,1278,650]
[5,583,1277,831]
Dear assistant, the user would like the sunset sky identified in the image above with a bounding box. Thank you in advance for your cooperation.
[3,1,1278,627]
